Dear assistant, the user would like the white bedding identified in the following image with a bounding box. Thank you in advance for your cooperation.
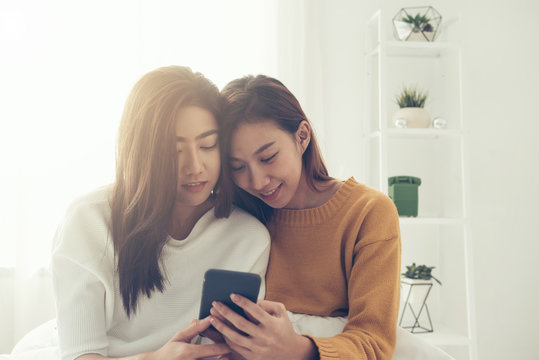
[2,316,454,360]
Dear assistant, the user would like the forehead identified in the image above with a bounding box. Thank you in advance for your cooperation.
[231,120,292,156]
[175,106,217,137]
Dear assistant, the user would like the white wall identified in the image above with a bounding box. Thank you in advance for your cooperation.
[461,1,539,359]
[304,1,539,359]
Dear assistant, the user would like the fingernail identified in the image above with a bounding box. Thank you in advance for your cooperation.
[209,316,215,323]
[230,293,239,302]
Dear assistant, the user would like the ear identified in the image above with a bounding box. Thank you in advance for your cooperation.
[295,121,311,153]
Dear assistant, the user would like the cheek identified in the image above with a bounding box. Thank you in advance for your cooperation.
[232,172,247,189]
[209,152,221,176]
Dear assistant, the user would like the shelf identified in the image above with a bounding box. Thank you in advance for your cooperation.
[365,45,380,57]
[384,41,455,57]
[399,217,464,225]
[415,324,471,346]
[368,129,462,139]
[365,10,473,359]
[387,128,461,138]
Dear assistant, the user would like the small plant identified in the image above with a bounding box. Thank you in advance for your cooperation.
[403,263,442,285]
[395,86,428,108]
[402,13,431,32]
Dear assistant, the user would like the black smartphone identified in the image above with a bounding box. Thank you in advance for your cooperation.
[198,268,261,321]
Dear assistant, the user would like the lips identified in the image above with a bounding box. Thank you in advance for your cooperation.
[182,181,207,193]
[258,184,281,202]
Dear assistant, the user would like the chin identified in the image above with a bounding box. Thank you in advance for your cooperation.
[177,194,212,208]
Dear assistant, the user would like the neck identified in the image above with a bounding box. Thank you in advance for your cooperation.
[169,196,214,240]
[285,171,340,210]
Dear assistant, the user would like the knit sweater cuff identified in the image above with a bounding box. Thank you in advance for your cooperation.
[304,335,339,359]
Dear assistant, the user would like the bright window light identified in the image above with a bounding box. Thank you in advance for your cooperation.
[0,0,278,273]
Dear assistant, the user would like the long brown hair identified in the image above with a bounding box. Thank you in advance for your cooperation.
[220,75,332,224]
[111,66,228,316]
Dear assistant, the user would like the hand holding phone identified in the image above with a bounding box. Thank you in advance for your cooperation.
[198,269,261,321]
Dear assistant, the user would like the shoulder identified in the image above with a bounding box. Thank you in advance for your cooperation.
[228,207,269,231]
[217,207,270,245]
[63,185,112,220]
[343,178,398,216]
[339,178,400,242]
[52,185,113,257]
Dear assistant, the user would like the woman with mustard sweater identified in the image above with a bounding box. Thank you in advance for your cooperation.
[210,74,401,360]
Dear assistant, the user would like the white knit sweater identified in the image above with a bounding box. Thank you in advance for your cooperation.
[51,186,270,360]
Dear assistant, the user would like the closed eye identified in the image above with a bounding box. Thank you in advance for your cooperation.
[261,152,278,163]
[201,143,218,150]
[230,164,245,172]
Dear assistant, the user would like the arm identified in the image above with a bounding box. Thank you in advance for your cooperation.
[210,195,401,360]
[308,236,401,360]
[74,318,230,360]
[306,196,401,360]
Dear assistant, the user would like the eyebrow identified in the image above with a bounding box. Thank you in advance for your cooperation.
[230,141,275,161]
[176,129,218,142]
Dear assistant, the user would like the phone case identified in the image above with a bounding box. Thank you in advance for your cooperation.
[198,268,261,320]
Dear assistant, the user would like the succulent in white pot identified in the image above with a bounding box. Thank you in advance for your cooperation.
[392,86,431,128]
[401,263,441,305]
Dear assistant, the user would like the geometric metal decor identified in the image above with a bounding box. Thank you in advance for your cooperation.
[399,277,434,333]
[393,6,442,42]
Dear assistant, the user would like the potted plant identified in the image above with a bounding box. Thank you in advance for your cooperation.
[392,6,442,42]
[392,86,431,128]
[402,263,442,285]
[400,263,441,332]
[401,262,441,305]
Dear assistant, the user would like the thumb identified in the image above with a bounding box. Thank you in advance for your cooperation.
[171,317,212,343]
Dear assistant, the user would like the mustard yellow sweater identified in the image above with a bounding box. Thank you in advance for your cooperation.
[266,178,401,360]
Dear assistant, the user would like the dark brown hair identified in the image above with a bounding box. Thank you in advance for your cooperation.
[111,66,229,316]
[220,75,332,224]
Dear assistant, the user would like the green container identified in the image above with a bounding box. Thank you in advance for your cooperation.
[388,176,421,217]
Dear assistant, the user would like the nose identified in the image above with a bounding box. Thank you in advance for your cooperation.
[183,148,203,176]
[249,165,270,191]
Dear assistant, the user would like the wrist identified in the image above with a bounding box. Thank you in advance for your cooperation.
[294,334,318,360]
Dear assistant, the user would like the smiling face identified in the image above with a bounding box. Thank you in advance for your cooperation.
[174,106,220,208]
[229,120,310,209]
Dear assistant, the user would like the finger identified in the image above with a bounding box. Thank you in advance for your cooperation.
[229,294,271,324]
[201,327,225,343]
[256,299,288,317]
[221,333,252,359]
[209,315,253,349]
[172,317,212,342]
[211,301,259,336]
[186,342,231,358]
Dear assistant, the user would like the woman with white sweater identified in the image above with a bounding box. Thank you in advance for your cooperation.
[50,66,270,360]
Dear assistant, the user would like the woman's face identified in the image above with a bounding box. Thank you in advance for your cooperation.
[174,106,220,208]
[229,120,307,209]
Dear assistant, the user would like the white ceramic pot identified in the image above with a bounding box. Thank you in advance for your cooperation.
[401,277,433,305]
[392,107,432,128]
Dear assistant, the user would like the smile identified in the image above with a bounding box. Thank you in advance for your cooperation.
[262,188,277,196]
[259,184,281,201]
[183,181,207,192]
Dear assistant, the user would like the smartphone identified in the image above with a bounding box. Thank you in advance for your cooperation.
[198,268,261,321]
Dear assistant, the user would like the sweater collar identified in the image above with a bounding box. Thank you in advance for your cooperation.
[271,177,357,225]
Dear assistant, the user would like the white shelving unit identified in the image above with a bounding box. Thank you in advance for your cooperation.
[363,10,476,360]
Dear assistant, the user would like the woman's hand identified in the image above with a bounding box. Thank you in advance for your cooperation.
[209,295,317,360]
[146,317,231,360]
